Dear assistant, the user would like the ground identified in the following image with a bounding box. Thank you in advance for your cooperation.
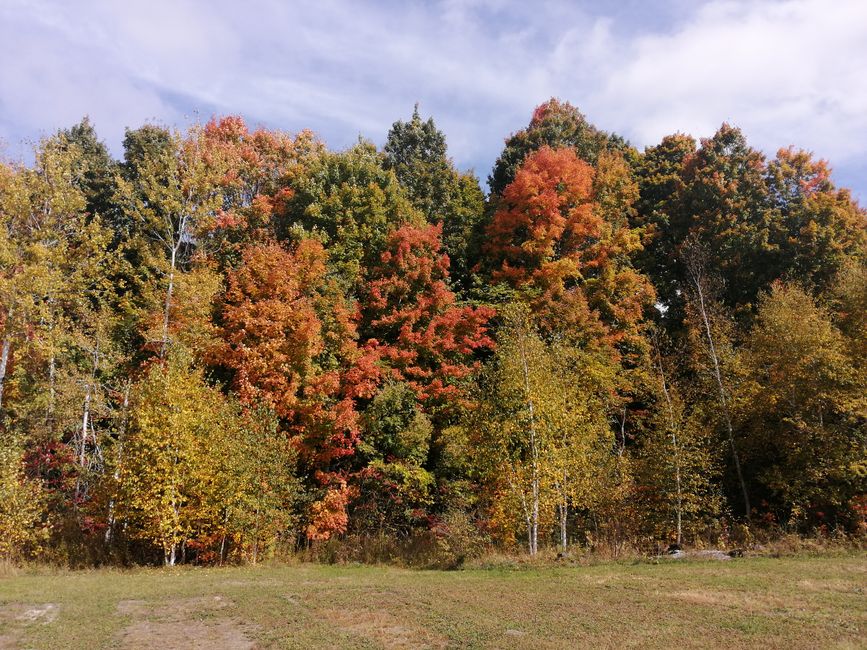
[0,554,864,648]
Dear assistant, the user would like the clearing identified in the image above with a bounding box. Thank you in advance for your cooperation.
[0,554,864,648]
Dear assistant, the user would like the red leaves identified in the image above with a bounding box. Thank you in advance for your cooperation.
[215,224,491,468]
[364,224,495,407]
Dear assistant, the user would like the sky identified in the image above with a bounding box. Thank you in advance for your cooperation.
[1,0,865,200]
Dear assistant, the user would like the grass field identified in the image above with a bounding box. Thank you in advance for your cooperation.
[0,554,864,649]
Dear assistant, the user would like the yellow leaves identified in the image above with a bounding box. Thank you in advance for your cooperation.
[0,439,47,561]
[474,304,617,541]
[117,352,302,562]
[120,353,232,550]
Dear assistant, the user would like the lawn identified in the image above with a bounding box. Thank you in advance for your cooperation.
[0,554,864,648]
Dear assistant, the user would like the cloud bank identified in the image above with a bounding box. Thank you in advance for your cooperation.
[1,0,865,197]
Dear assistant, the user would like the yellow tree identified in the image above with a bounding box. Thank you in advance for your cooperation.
[739,282,866,527]
[474,305,613,554]
[118,351,234,565]
[220,405,302,564]
[0,435,47,561]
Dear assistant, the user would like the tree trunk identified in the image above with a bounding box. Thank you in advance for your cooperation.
[48,351,56,421]
[518,331,540,556]
[559,498,568,552]
[508,468,534,556]
[105,381,131,546]
[654,338,683,546]
[528,455,539,556]
[0,334,10,414]
[692,273,751,520]
[74,383,93,502]
[161,246,177,359]
[79,385,91,467]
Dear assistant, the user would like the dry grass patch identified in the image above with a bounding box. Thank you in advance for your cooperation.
[323,607,449,648]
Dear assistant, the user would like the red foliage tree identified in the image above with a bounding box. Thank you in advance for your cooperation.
[198,116,322,260]
[363,223,495,409]
[486,145,600,280]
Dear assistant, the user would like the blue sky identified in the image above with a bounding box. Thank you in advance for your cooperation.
[1,0,865,200]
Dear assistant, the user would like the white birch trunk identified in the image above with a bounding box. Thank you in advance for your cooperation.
[689,265,751,519]
[79,385,91,467]
[0,334,10,414]
[161,245,177,360]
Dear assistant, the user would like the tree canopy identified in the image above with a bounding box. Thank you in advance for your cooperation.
[0,99,864,566]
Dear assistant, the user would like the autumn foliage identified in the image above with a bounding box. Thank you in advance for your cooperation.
[0,102,864,567]
[485,146,654,347]
[219,239,373,468]
[364,223,495,408]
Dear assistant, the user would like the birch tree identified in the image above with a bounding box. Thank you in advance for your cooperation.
[682,239,751,519]
[476,305,609,554]
[116,126,225,359]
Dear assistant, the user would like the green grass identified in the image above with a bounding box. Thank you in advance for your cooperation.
[0,554,864,648]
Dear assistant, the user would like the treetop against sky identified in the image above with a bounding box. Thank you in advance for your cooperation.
[1,0,865,200]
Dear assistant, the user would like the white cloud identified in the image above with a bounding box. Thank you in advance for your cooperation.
[589,0,867,165]
[0,0,864,198]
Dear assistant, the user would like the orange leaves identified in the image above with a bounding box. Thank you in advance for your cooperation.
[220,240,326,414]
[218,239,370,468]
[486,146,600,287]
[483,146,654,348]
[306,481,357,541]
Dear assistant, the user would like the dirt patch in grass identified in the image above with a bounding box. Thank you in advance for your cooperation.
[0,602,59,625]
[117,594,231,618]
[115,595,254,649]
[0,602,59,648]
[323,607,449,649]
[118,619,254,650]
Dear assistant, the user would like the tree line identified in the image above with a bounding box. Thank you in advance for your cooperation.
[0,100,864,566]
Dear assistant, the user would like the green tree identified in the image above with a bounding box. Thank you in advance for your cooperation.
[634,133,696,321]
[274,141,423,294]
[383,106,486,288]
[59,117,119,225]
[384,105,454,223]
[221,405,302,564]
[353,382,436,536]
